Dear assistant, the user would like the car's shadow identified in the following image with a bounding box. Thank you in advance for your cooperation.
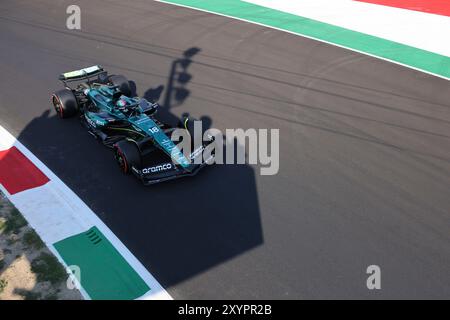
[15,47,263,296]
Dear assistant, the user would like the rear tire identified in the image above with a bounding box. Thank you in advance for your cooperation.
[109,75,132,97]
[52,89,78,118]
[114,140,141,174]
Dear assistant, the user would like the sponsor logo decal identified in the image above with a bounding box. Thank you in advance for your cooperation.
[85,115,106,127]
[142,163,173,174]
[85,116,97,128]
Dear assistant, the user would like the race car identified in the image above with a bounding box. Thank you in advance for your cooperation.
[51,65,214,185]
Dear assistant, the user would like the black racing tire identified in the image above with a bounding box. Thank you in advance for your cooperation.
[108,74,132,97]
[52,89,79,119]
[114,140,142,174]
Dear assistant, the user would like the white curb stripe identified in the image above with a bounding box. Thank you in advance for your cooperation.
[157,0,450,81]
[246,0,450,58]
[0,125,172,300]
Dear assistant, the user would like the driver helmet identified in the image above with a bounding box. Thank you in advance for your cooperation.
[116,98,127,108]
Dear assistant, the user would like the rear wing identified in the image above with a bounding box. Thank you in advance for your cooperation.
[58,65,106,82]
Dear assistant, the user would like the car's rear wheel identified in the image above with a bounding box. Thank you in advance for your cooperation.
[108,75,132,97]
[52,89,79,118]
[114,140,141,174]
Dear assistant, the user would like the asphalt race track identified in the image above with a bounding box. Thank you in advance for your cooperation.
[1,0,450,299]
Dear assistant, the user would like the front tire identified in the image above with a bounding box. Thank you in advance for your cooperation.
[109,75,132,97]
[52,89,78,118]
[114,140,141,174]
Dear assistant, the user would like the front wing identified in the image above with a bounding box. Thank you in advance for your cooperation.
[131,145,214,185]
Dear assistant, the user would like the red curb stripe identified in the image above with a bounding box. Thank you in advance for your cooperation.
[356,0,450,17]
[0,147,49,195]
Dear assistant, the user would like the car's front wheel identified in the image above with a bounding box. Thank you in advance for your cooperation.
[114,140,142,174]
[52,89,79,118]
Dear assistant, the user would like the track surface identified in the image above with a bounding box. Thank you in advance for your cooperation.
[1,0,450,299]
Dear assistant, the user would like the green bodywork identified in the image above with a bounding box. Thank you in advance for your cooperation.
[85,86,190,168]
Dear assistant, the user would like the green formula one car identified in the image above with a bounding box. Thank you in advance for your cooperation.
[51,65,214,185]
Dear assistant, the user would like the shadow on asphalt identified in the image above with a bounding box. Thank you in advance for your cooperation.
[15,47,263,292]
